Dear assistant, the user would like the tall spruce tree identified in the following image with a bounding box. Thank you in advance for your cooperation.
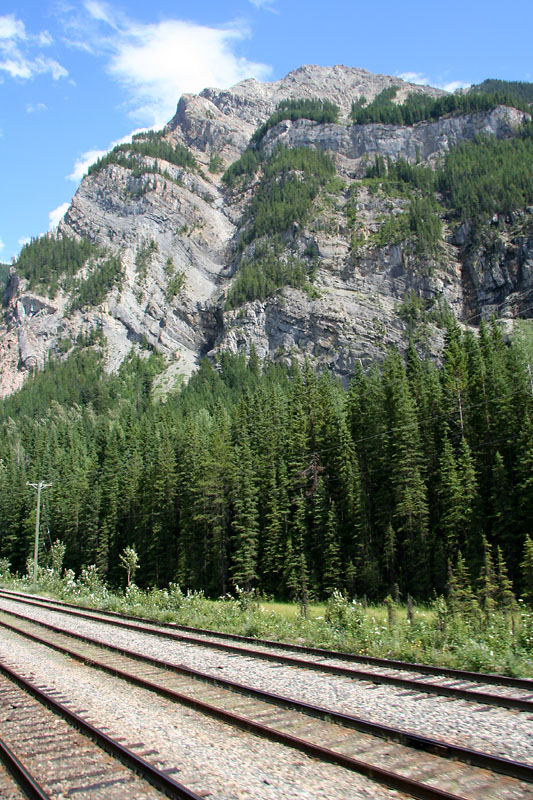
[322,499,343,596]
[520,534,533,605]
[383,352,430,597]
[230,428,259,591]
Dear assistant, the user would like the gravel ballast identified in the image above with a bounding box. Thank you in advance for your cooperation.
[0,624,406,800]
[0,596,531,767]
[0,761,26,800]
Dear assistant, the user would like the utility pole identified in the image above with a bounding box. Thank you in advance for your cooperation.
[27,481,52,583]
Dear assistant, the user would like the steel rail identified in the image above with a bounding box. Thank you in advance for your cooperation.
[0,589,531,711]
[10,587,532,687]
[0,735,51,800]
[0,607,531,788]
[2,587,532,689]
[4,587,532,690]
[0,658,205,800]
[0,617,487,800]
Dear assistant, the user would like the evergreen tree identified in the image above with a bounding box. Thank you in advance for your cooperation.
[489,452,514,563]
[477,535,497,614]
[347,362,389,575]
[230,430,259,591]
[284,492,309,607]
[260,465,287,591]
[177,410,231,593]
[144,426,178,584]
[383,352,430,597]
[447,551,475,613]
[96,426,122,578]
[456,437,479,574]
[436,431,463,560]
[383,522,397,592]
[520,535,533,605]
[322,500,342,596]
[515,413,533,564]
[494,546,516,612]
[82,464,101,568]
[441,319,468,440]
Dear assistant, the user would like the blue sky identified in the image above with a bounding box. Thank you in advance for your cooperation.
[1,0,532,261]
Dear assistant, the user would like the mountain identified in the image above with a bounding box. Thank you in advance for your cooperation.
[2,65,533,397]
[3,67,533,600]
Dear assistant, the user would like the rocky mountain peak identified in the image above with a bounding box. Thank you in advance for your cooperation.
[168,64,446,162]
[2,65,532,398]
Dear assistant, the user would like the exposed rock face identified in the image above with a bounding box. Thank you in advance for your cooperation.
[3,273,19,309]
[459,213,533,319]
[166,65,446,172]
[213,214,463,375]
[58,161,233,373]
[1,65,532,396]
[260,106,527,177]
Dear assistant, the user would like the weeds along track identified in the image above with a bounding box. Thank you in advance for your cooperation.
[0,657,205,800]
[0,588,531,711]
[0,593,531,800]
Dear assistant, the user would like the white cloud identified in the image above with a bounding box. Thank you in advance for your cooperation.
[26,101,47,113]
[67,127,148,182]
[398,71,471,93]
[63,7,271,128]
[398,71,430,86]
[42,58,68,80]
[0,15,25,40]
[48,202,70,230]
[0,55,67,80]
[17,236,31,248]
[0,13,67,81]
[37,31,53,47]
[67,148,107,181]
[84,0,119,28]
[0,237,4,253]
[441,80,471,93]
[249,0,278,11]
[115,128,149,144]
[110,19,271,126]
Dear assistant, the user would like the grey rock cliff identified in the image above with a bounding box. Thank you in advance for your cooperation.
[260,106,527,177]
[1,65,531,397]
[167,64,446,167]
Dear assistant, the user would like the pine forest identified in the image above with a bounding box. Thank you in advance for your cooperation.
[1,319,533,612]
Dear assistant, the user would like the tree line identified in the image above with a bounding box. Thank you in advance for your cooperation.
[1,320,533,605]
[0,263,11,294]
[365,123,533,226]
[225,239,314,309]
[251,98,340,145]
[13,235,100,297]
[470,79,533,105]
[239,145,336,247]
[88,130,197,177]
[350,87,531,126]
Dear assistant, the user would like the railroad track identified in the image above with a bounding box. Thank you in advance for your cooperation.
[0,656,206,800]
[0,596,531,800]
[0,588,531,712]
[5,587,527,691]
[0,732,48,800]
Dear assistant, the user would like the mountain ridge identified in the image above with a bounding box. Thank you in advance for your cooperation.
[1,65,532,397]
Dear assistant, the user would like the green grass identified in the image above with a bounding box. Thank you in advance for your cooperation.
[262,600,411,626]
[1,568,531,677]
[262,600,327,619]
